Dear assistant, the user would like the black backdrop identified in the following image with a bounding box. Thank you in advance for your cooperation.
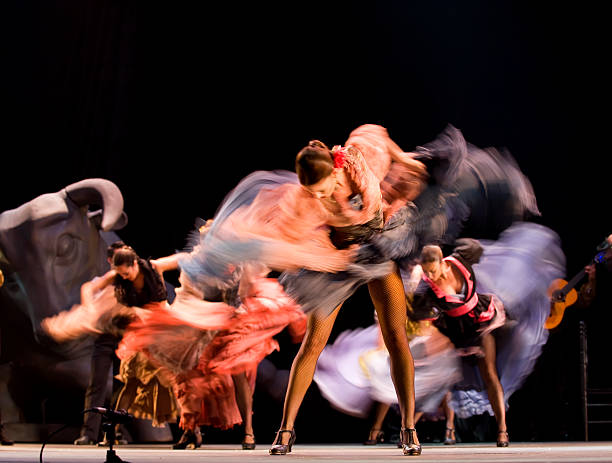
[2,1,611,443]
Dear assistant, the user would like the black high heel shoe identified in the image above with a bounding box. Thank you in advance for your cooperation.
[242,433,256,450]
[496,430,509,447]
[444,427,456,445]
[363,429,385,445]
[172,428,202,450]
[269,429,296,455]
[400,428,422,456]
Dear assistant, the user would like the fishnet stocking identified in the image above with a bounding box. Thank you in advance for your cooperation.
[368,268,417,437]
[275,268,418,446]
[276,304,342,441]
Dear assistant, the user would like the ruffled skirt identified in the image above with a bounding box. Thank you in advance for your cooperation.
[313,324,462,417]
[114,350,179,427]
[117,274,306,430]
[409,124,540,247]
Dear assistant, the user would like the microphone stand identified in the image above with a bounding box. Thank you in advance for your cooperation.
[101,419,129,463]
[83,409,132,463]
[39,408,132,463]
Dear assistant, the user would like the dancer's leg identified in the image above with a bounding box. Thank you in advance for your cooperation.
[442,391,455,430]
[477,332,508,444]
[368,268,419,447]
[441,391,456,444]
[232,372,255,444]
[366,401,390,442]
[172,372,203,449]
[79,335,115,443]
[273,304,342,445]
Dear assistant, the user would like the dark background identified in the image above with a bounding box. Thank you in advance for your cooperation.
[1,0,611,444]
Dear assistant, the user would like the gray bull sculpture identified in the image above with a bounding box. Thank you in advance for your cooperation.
[0,178,127,339]
[0,179,130,440]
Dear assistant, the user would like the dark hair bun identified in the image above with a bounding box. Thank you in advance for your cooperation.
[295,139,334,186]
[308,140,328,150]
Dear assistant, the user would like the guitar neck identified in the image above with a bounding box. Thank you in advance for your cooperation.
[561,268,586,296]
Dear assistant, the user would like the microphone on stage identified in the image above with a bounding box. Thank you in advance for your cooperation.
[85,407,133,424]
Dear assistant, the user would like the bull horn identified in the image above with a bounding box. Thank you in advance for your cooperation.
[64,178,127,231]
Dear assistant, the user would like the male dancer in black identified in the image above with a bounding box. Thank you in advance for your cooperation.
[74,241,128,445]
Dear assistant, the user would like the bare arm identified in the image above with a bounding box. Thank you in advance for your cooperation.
[390,151,428,179]
[150,252,189,274]
[80,269,116,306]
[349,123,427,178]
[381,128,426,173]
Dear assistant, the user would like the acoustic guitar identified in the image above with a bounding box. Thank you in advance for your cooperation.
[545,247,608,330]
[544,271,584,329]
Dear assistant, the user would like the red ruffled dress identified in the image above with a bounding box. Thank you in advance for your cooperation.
[117,266,306,431]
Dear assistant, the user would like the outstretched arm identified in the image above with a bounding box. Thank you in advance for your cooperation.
[347,123,428,179]
[81,269,116,306]
[389,150,428,179]
[151,252,189,274]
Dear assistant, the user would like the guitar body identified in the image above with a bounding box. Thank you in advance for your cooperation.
[544,278,578,329]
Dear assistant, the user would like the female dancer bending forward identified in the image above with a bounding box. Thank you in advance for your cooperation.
[412,240,509,446]
[269,129,427,456]
[181,126,428,455]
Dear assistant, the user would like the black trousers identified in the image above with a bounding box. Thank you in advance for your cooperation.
[80,333,121,440]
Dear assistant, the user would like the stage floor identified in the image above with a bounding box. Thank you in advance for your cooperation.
[2,442,612,463]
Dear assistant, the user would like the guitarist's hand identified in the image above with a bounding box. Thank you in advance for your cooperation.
[585,264,596,283]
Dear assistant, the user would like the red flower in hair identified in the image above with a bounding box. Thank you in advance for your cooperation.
[332,146,347,169]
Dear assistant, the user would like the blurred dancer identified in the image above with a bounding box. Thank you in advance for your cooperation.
[180,124,541,455]
[43,240,129,445]
[410,223,565,446]
[43,245,179,440]
[118,220,307,450]
[416,239,508,446]
[272,131,427,456]
[110,246,178,429]
[182,125,428,456]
